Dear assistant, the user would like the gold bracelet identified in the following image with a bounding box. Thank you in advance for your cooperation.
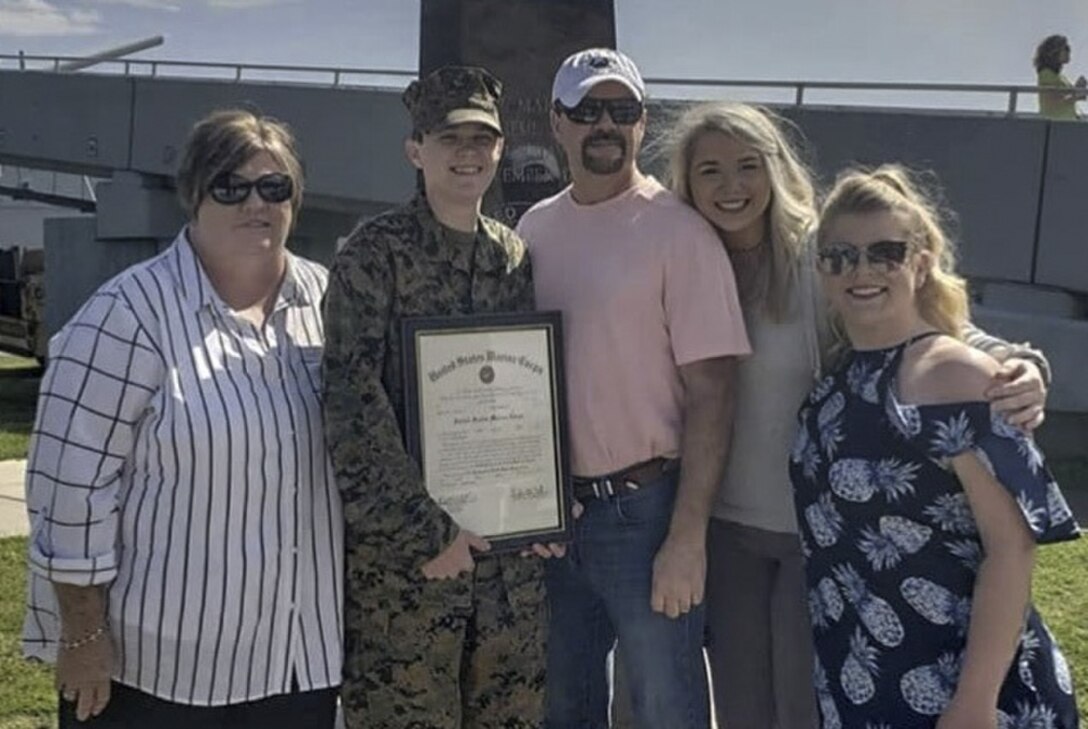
[59,625,107,651]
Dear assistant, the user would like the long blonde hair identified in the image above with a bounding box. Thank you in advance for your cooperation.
[664,102,817,321]
[817,165,969,338]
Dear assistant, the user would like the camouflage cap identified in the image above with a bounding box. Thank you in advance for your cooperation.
[402,65,504,136]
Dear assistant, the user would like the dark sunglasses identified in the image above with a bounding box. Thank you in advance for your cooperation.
[554,97,644,125]
[206,172,294,206]
[816,240,912,276]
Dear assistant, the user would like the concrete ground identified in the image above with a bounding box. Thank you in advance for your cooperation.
[0,459,27,537]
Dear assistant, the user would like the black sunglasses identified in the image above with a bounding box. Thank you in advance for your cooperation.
[555,97,644,125]
[816,240,912,276]
[207,172,294,206]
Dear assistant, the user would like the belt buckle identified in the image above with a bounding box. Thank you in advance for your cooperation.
[595,476,640,499]
[592,478,613,499]
[580,469,646,501]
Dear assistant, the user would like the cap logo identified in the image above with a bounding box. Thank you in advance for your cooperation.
[553,48,645,106]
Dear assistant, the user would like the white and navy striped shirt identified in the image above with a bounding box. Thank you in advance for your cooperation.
[22,230,343,706]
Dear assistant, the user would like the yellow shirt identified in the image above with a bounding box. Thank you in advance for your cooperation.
[1038,68,1080,120]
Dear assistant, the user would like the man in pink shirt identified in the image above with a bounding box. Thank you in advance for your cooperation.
[516,48,751,729]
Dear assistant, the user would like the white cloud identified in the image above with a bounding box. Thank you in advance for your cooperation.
[0,0,101,36]
[94,0,180,11]
[206,0,295,8]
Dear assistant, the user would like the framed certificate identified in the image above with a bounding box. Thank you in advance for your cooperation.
[402,311,573,552]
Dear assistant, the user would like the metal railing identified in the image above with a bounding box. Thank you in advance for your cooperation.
[0,53,416,88]
[643,76,1057,115]
[0,52,1066,115]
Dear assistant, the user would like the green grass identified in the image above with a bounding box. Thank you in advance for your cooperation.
[0,533,1085,725]
[0,356,38,372]
[1040,458,1086,695]
[1036,534,1088,718]
[0,356,40,462]
[0,538,55,729]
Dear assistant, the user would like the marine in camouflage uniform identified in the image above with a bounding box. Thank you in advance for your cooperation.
[322,66,547,729]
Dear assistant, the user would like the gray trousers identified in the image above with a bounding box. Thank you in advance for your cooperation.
[703,518,817,729]
[611,518,816,728]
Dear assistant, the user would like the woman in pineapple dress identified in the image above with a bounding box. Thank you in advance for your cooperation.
[790,165,1080,729]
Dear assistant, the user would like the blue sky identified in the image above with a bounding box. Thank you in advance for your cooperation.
[1,0,1087,108]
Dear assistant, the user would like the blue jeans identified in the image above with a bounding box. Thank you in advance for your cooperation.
[544,469,709,729]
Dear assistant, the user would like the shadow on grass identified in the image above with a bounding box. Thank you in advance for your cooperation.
[0,361,41,462]
[1052,459,1088,522]
[0,372,40,420]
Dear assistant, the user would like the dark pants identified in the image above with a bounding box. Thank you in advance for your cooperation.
[705,518,818,729]
[58,681,338,729]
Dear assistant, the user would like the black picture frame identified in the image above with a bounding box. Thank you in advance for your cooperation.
[402,310,573,552]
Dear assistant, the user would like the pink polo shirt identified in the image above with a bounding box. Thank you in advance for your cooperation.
[517,175,750,477]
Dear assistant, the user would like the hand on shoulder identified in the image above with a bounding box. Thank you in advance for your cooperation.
[898,335,1000,405]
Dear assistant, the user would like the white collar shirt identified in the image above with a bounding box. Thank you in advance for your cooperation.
[22,230,343,706]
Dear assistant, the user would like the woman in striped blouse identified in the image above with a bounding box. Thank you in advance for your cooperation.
[23,109,343,727]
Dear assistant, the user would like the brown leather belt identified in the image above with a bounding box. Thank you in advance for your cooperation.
[572,457,678,501]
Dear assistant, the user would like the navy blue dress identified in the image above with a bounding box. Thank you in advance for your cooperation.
[789,336,1081,729]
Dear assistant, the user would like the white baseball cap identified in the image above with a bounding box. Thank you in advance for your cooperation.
[551,48,646,108]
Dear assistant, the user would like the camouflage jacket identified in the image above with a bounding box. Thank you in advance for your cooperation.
[323,195,535,569]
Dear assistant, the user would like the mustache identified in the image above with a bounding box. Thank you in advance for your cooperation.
[583,131,626,148]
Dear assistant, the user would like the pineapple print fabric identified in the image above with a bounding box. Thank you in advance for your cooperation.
[790,337,1081,729]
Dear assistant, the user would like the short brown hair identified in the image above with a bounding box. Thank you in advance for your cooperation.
[176,108,304,220]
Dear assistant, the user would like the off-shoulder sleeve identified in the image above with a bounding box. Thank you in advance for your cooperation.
[917,402,1080,545]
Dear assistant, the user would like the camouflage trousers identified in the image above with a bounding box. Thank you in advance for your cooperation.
[342,552,547,729]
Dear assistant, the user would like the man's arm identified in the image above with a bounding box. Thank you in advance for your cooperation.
[651,355,738,618]
[962,321,1050,429]
[322,230,457,568]
[961,321,1051,383]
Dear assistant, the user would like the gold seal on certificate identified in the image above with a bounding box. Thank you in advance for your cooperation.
[402,311,573,551]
